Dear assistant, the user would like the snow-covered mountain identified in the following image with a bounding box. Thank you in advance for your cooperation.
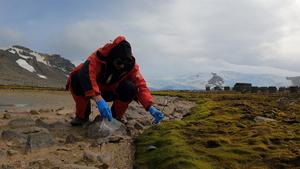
[0,46,75,88]
[147,71,293,90]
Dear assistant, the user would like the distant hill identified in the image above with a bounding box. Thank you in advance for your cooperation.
[147,71,293,90]
[0,46,75,88]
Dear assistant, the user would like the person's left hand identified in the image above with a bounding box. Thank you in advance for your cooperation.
[148,106,164,124]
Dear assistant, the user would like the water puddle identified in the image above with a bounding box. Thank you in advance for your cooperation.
[14,104,28,107]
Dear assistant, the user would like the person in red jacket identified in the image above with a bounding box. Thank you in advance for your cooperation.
[66,35,164,126]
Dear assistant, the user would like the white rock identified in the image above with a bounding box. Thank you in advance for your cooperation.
[254,116,277,122]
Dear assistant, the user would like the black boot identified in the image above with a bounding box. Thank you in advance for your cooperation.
[71,100,91,126]
[70,116,89,126]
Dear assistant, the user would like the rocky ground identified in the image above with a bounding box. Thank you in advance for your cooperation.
[0,90,194,169]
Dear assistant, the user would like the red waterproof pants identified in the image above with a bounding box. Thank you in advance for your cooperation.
[70,89,131,120]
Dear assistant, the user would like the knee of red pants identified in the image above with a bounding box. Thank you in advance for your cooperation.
[113,100,131,120]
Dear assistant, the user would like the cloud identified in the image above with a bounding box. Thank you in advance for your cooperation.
[130,0,300,75]
[49,20,120,59]
[45,0,300,77]
[0,27,24,47]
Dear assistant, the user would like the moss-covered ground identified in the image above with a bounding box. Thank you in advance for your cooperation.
[134,91,300,169]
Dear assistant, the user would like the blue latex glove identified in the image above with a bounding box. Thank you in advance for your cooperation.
[148,106,164,124]
[96,98,112,122]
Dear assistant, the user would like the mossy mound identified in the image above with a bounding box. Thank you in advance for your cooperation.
[134,91,300,169]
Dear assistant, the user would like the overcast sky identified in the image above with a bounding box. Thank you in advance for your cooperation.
[1,0,300,78]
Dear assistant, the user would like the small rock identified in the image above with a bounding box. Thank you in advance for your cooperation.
[3,113,11,119]
[1,130,27,143]
[26,129,54,149]
[55,107,64,112]
[125,110,143,120]
[6,142,13,147]
[236,122,247,128]
[0,149,7,159]
[97,152,112,164]
[8,118,35,127]
[29,110,39,115]
[163,116,170,121]
[108,135,124,143]
[172,112,182,119]
[56,112,64,115]
[95,163,109,169]
[91,138,109,147]
[65,134,78,144]
[39,109,51,113]
[35,119,50,128]
[83,151,97,162]
[240,114,254,120]
[28,159,51,169]
[49,121,67,130]
[79,143,88,150]
[56,147,71,151]
[7,149,18,156]
[147,145,157,151]
[139,119,152,126]
[63,164,99,169]
[21,126,47,134]
[126,120,136,128]
[134,121,145,130]
[254,116,277,123]
[174,107,188,115]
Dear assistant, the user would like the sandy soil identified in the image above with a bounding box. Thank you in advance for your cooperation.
[0,90,194,169]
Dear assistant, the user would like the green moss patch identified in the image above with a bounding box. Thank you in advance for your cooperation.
[135,91,300,169]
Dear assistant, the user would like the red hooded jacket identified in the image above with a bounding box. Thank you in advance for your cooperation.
[67,36,153,110]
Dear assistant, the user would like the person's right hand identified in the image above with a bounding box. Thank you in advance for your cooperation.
[96,98,112,122]
[148,106,164,124]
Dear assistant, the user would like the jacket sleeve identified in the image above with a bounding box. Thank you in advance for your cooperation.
[78,52,102,97]
[129,65,153,110]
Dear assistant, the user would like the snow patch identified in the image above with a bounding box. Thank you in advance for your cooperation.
[37,74,47,79]
[12,47,31,59]
[61,68,67,72]
[16,59,36,72]
[30,52,51,66]
[8,49,16,54]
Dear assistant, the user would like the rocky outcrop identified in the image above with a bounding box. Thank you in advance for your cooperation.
[207,73,224,88]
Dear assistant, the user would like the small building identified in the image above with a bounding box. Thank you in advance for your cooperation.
[213,86,222,91]
[289,86,299,93]
[279,87,287,92]
[233,83,252,92]
[206,86,211,91]
[224,86,230,91]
